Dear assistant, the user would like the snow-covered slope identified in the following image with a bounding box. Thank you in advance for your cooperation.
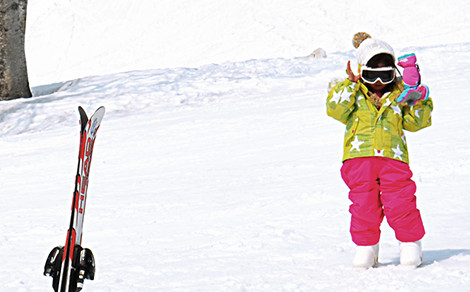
[26,0,470,86]
[1,1,470,291]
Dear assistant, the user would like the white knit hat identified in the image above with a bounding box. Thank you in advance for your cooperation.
[356,37,395,66]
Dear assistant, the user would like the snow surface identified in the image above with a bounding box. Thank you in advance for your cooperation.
[1,0,470,291]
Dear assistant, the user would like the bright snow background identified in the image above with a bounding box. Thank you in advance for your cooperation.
[1,0,470,291]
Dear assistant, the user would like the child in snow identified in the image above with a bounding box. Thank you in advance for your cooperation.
[326,32,433,269]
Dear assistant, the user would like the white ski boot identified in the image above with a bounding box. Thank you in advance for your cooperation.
[353,244,379,269]
[400,240,423,268]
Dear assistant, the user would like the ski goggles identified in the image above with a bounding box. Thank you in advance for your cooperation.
[360,66,396,84]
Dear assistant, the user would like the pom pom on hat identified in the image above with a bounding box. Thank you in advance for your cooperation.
[352,32,371,49]
[353,32,395,66]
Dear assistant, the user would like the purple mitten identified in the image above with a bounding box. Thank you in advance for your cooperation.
[398,53,420,87]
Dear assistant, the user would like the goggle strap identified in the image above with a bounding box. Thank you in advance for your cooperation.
[393,64,404,84]
[393,64,402,78]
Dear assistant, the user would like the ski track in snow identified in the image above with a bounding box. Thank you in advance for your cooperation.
[1,1,470,291]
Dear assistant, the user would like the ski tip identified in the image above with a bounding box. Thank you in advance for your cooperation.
[78,106,87,115]
[78,106,87,117]
[96,106,106,115]
[93,106,106,122]
[78,106,106,118]
[77,106,105,126]
[78,106,89,130]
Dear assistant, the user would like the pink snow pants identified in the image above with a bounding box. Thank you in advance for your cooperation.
[340,157,425,246]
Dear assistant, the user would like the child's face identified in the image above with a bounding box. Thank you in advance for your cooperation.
[369,81,387,92]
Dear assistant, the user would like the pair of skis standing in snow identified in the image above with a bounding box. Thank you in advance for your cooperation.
[44,106,105,292]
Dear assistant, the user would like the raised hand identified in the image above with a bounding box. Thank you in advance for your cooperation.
[347,60,361,83]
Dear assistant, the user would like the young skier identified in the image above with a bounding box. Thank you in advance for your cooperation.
[326,32,433,269]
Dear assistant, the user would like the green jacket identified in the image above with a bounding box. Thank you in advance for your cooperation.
[326,78,433,164]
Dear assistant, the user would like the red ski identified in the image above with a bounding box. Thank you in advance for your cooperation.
[44,106,105,292]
